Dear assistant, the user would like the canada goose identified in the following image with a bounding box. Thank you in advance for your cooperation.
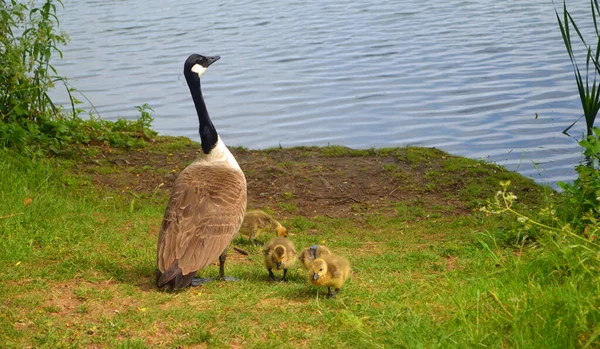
[156,54,247,291]
[298,244,332,270]
[263,236,297,282]
[239,210,288,245]
[309,254,351,298]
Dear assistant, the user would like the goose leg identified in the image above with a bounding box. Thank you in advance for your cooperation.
[219,250,238,282]
[268,268,279,282]
[190,251,238,285]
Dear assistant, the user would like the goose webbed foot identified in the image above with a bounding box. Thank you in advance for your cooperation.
[191,275,239,285]
[220,276,239,282]
[191,277,214,286]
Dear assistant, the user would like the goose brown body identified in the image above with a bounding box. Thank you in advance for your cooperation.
[155,54,247,291]
[156,162,246,288]
[299,245,332,270]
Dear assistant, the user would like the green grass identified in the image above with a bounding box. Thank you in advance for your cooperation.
[0,144,598,348]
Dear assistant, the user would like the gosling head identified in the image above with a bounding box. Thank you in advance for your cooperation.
[184,54,220,80]
[276,224,288,238]
[272,245,287,269]
[311,258,328,281]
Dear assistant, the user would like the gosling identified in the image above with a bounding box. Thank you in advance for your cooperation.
[299,245,332,270]
[240,210,288,245]
[309,254,351,298]
[263,237,297,282]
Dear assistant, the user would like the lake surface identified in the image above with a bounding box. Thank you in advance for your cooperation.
[50,0,594,186]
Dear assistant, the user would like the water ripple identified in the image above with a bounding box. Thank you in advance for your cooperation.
[49,0,595,186]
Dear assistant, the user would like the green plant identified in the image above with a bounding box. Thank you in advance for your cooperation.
[281,191,294,200]
[0,0,68,121]
[482,180,600,278]
[0,104,157,156]
[4,140,599,347]
[555,0,600,140]
[558,127,600,232]
[0,1,158,157]
[481,180,559,233]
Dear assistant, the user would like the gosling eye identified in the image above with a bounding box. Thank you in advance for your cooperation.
[319,268,323,271]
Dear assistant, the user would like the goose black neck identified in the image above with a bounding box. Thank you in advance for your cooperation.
[187,75,217,154]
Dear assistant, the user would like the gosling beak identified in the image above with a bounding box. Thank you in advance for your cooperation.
[206,55,220,67]
[313,273,319,281]
[276,262,282,270]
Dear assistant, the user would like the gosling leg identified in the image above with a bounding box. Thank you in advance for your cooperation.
[268,268,279,282]
[282,269,289,283]
[327,287,340,299]
[251,229,261,246]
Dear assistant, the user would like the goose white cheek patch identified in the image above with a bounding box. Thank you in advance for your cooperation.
[191,64,207,77]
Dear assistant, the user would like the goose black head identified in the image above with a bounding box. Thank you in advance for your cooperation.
[183,54,221,154]
[184,54,220,80]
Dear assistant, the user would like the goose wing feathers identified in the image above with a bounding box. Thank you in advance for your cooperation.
[157,162,247,276]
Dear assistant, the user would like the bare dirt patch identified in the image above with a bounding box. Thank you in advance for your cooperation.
[74,141,531,221]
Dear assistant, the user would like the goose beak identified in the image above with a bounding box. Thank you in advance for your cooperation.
[313,273,319,281]
[206,56,220,67]
[276,262,282,270]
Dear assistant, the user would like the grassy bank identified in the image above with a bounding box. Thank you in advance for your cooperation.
[2,0,599,346]
[1,137,597,348]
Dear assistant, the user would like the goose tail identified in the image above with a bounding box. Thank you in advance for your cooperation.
[156,260,196,291]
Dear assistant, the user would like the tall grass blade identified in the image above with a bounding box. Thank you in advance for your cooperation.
[556,1,600,137]
[562,115,583,135]
[594,0,600,37]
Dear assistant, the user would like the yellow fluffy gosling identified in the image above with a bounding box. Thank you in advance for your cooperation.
[263,237,297,282]
[239,210,287,245]
[309,254,351,298]
[299,245,332,270]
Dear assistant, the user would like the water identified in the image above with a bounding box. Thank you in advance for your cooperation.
[50,0,593,186]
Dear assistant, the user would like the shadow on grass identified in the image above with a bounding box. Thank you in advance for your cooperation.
[95,247,325,300]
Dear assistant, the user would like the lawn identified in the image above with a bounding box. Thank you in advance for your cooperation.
[0,138,597,348]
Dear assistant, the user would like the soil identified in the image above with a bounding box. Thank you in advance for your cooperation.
[75,137,541,220]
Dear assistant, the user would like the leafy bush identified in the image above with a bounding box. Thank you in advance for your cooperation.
[0,104,158,156]
[0,1,157,156]
[481,131,600,249]
[482,179,600,273]
[0,0,67,121]
[480,128,600,347]
[558,127,600,236]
